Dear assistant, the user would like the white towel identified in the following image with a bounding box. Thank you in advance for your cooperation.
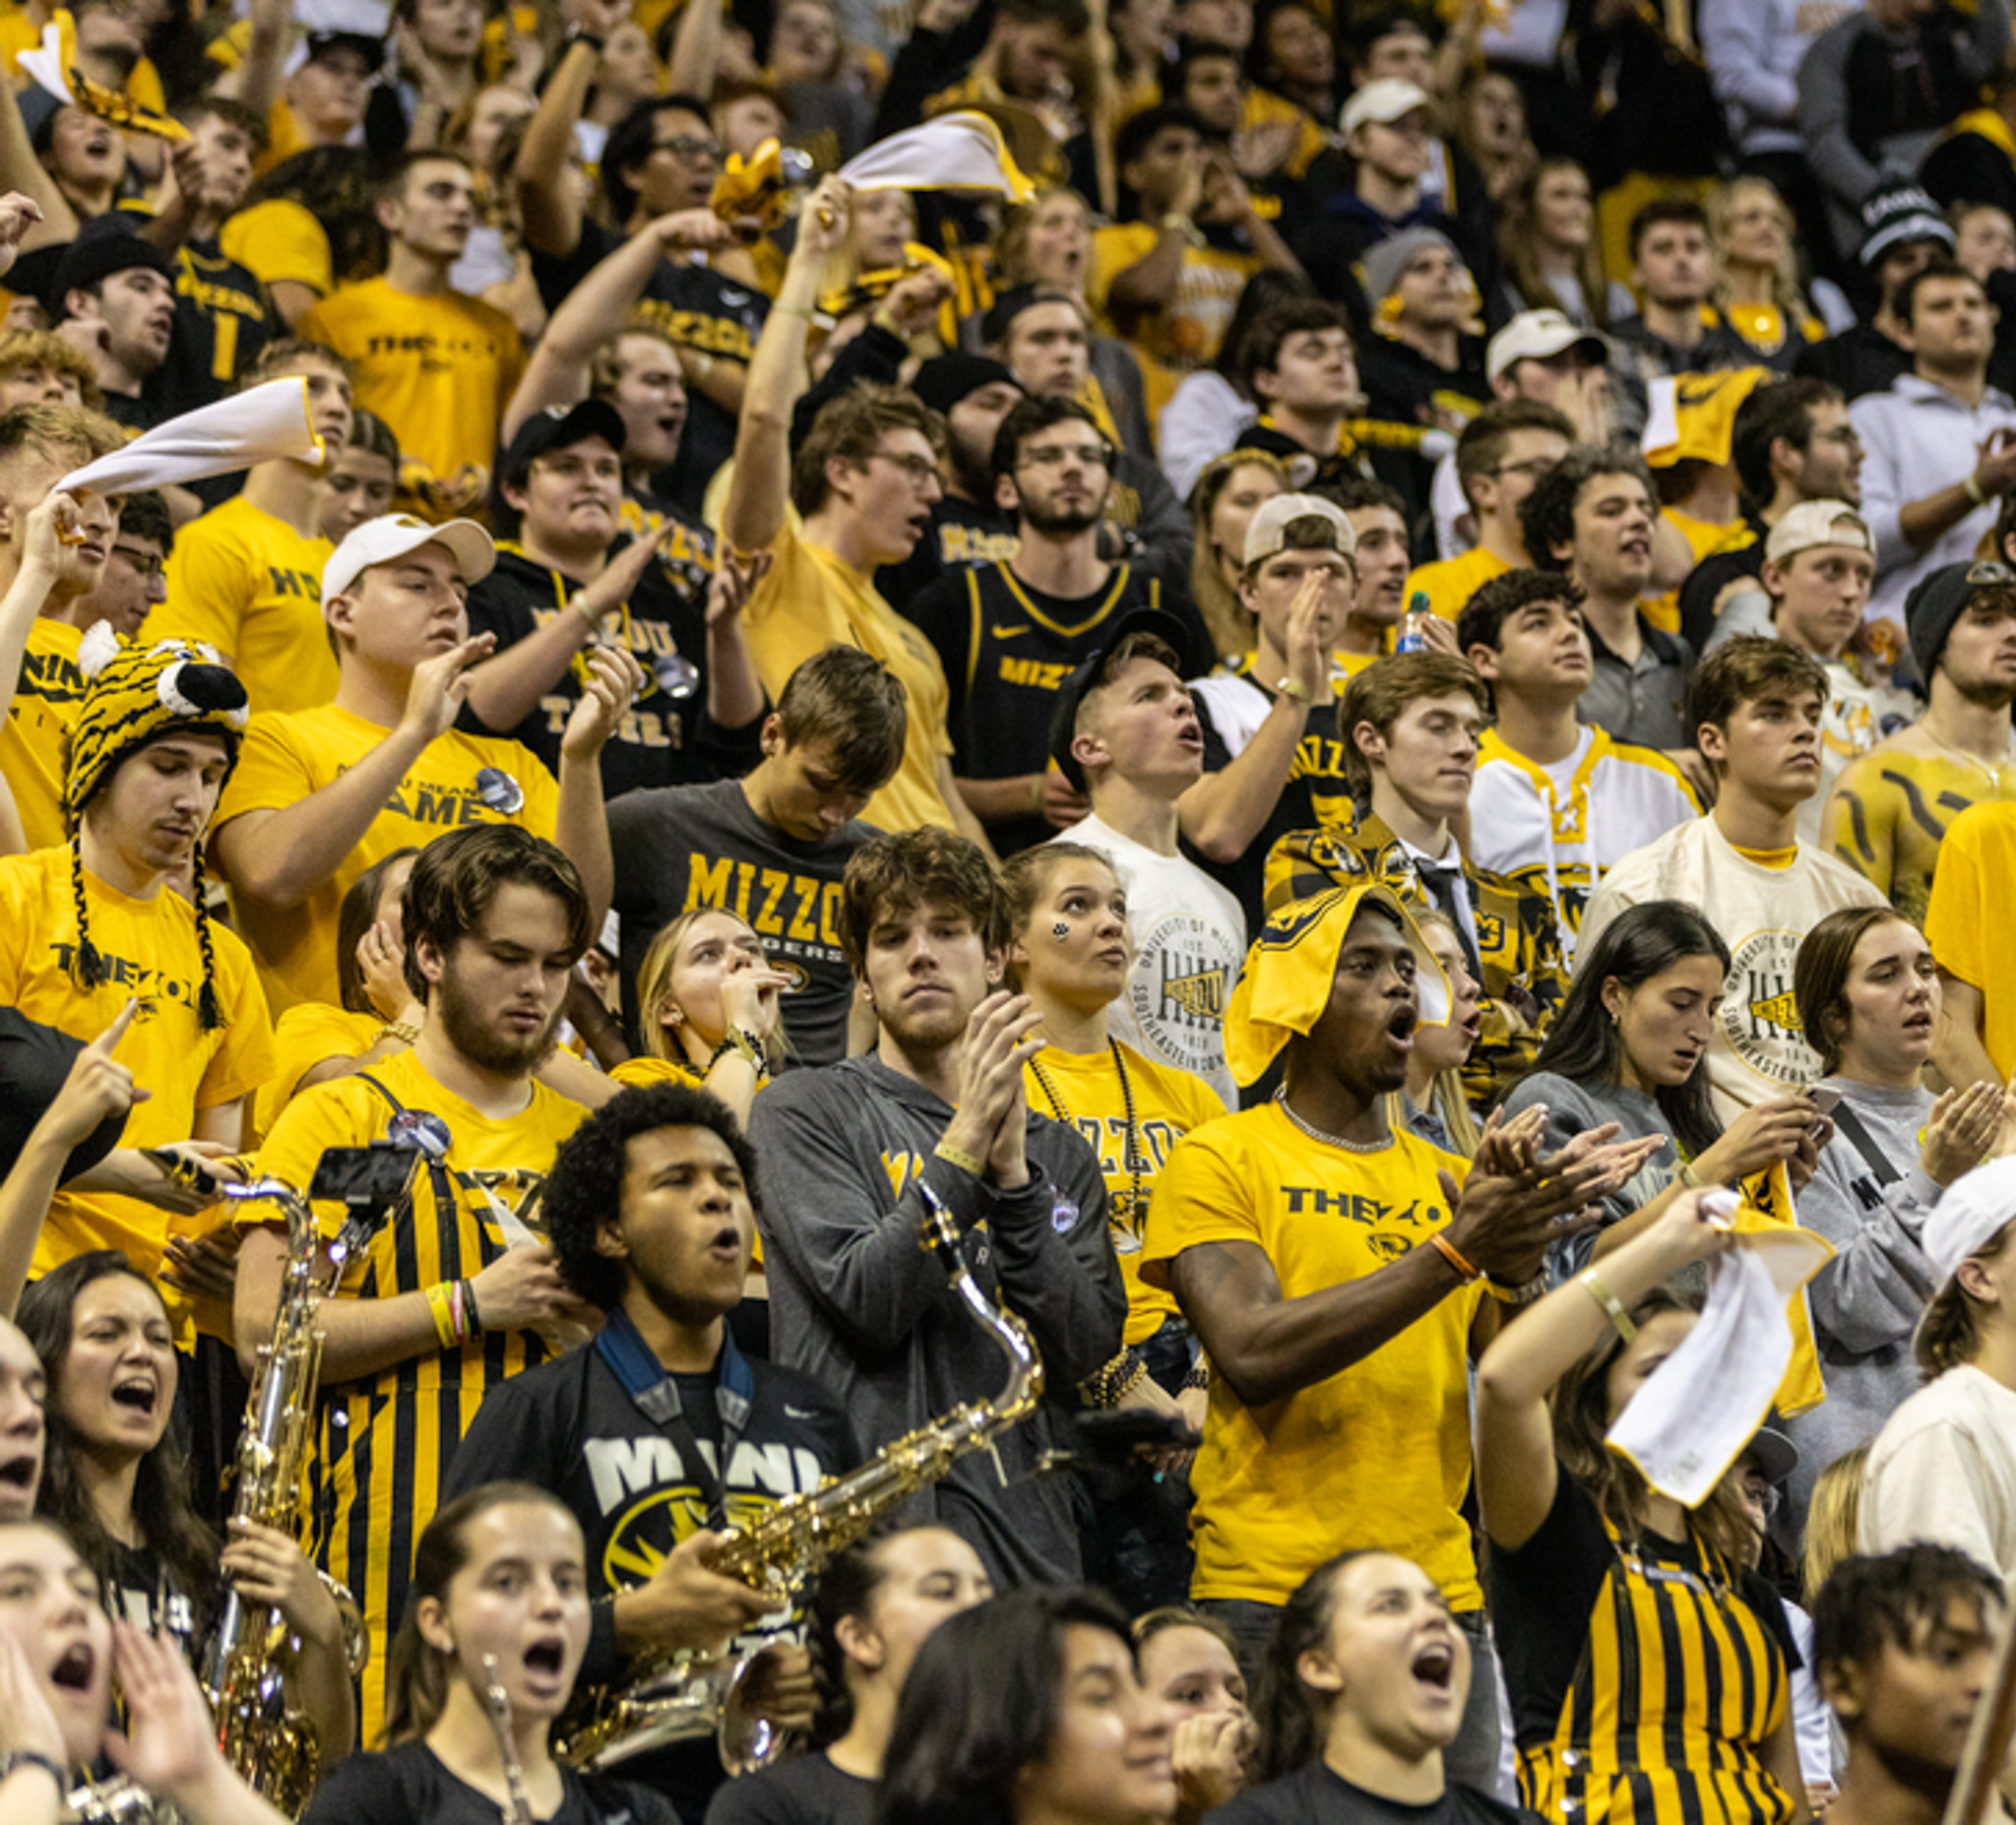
[58,378,325,498]
[1606,1227,1834,1507]
[838,112,1038,203]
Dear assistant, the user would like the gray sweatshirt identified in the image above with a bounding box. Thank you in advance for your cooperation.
[747,1054,1125,1588]
[1784,1076,1943,1533]
[1503,1071,1679,1285]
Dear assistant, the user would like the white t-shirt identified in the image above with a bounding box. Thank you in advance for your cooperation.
[1862,1363,2016,1594]
[1054,811,1246,1109]
[1582,814,1886,1120]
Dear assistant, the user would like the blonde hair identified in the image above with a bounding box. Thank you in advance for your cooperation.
[1388,907,1480,1157]
[633,908,788,1070]
[1710,177,1807,328]
[1187,451,1292,661]
[1802,1445,1868,1605]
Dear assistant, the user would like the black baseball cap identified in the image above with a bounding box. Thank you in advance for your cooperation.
[498,399,628,490]
[1047,607,1205,791]
[57,220,174,303]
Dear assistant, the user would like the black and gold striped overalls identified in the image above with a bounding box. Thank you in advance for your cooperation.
[1517,1516,1796,1825]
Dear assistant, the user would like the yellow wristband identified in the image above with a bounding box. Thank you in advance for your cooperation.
[933,1142,985,1177]
[424,1282,458,1351]
[1578,1269,1638,1342]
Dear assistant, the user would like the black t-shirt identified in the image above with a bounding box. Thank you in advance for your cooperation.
[703,1751,872,1825]
[874,495,1019,609]
[150,236,278,420]
[440,1335,859,1693]
[1794,323,1913,404]
[907,557,1190,854]
[1486,1468,1796,1749]
[531,225,768,513]
[606,778,882,1064]
[302,1740,678,1825]
[1209,1764,1542,1825]
[463,540,763,799]
[1192,663,1360,930]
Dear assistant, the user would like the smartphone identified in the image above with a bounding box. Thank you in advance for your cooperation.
[1807,1086,1842,1139]
[307,1144,420,1208]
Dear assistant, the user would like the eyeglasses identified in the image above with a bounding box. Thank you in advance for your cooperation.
[110,544,163,580]
[1018,440,1114,471]
[866,450,940,484]
[653,134,723,161]
[1487,458,1557,479]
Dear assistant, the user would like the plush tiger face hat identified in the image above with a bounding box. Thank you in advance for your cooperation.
[64,626,250,1030]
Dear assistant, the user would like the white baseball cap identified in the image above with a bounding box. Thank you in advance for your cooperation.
[1922,1157,2016,1290]
[1340,79,1434,139]
[1764,499,1873,565]
[324,513,497,603]
[1243,493,1355,568]
[1486,308,1609,384]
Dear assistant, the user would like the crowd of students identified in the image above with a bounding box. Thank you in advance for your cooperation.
[9,0,2016,1820]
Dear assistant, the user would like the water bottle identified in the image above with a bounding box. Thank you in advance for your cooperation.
[1396,590,1431,653]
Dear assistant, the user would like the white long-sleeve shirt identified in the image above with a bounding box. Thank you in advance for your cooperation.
[1702,0,1851,157]
[1851,373,2016,624]
[1157,371,1253,504]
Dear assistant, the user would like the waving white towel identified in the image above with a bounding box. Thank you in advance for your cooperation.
[1606,1227,1834,1507]
[838,112,1038,203]
[58,378,325,498]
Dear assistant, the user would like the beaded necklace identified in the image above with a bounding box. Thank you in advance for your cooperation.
[1029,1039,1144,1224]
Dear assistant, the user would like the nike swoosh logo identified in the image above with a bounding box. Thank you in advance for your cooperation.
[991,623,1030,639]
[785,1405,819,1419]
[721,287,751,306]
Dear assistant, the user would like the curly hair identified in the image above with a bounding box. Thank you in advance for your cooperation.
[1519,445,1656,574]
[543,1082,761,1311]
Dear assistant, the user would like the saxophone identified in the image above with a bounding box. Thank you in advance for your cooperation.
[200,1175,368,1817]
[556,1184,1043,1774]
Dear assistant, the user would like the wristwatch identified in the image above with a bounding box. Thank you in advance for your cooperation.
[0,1753,66,1792]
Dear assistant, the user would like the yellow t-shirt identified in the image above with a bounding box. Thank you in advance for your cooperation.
[1140,1103,1482,1606]
[212,703,560,1014]
[219,198,333,301]
[296,279,525,496]
[1025,1040,1228,1347]
[1645,507,1742,634]
[0,10,164,111]
[1822,740,2016,924]
[253,1001,381,1141]
[1405,546,1511,626]
[1925,801,2016,1079]
[0,848,274,1340]
[1088,221,1261,378]
[154,495,338,717]
[251,1047,587,1739]
[2,615,82,854]
[742,517,955,836]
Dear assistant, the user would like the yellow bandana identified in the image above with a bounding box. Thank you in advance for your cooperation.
[1225,883,1449,1086]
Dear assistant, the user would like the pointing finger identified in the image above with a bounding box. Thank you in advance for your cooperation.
[89,999,140,1054]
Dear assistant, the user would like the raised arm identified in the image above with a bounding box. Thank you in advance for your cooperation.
[553,647,644,939]
[722,176,853,556]
[210,0,290,121]
[212,637,495,910]
[503,209,733,442]
[1474,1188,1731,1550]
[514,31,602,259]
[663,0,724,104]
[1171,1120,1646,1410]
[0,80,76,248]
